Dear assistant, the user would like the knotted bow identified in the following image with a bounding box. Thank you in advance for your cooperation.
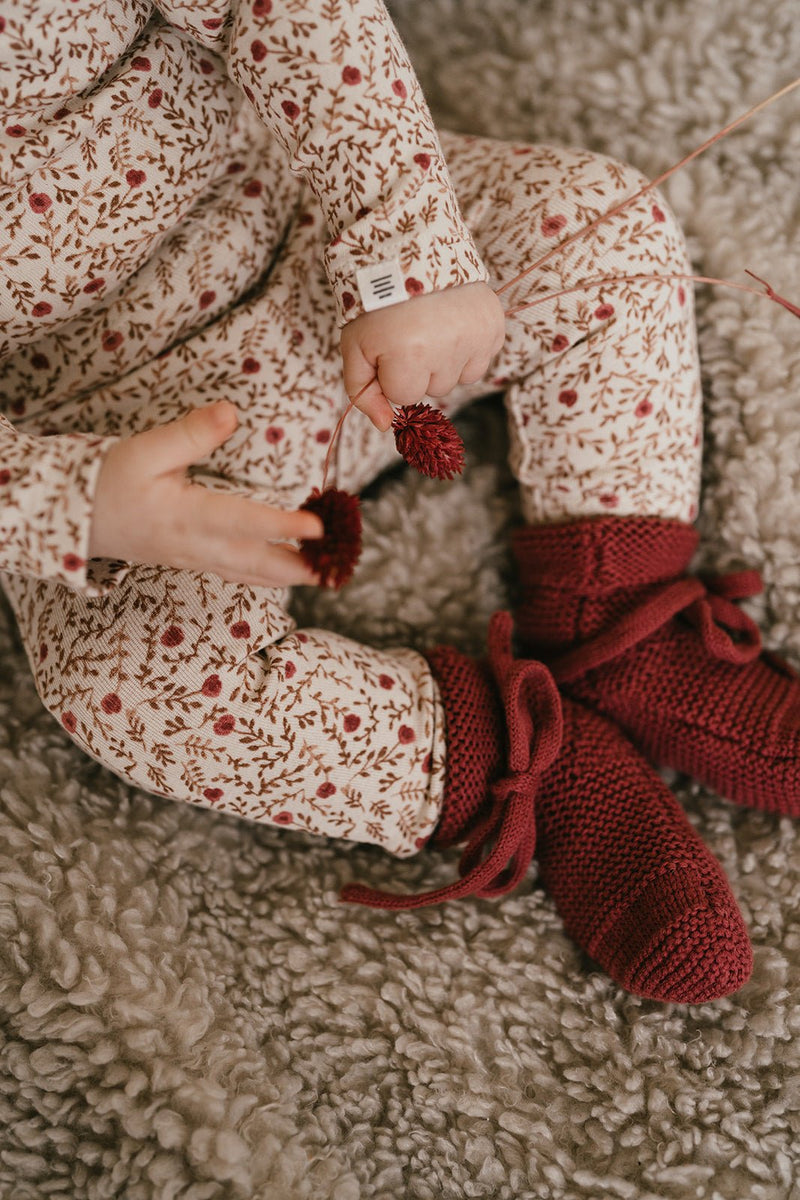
[340,611,564,909]
[548,569,765,684]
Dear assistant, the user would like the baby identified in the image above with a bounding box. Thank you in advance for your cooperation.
[2,0,796,1004]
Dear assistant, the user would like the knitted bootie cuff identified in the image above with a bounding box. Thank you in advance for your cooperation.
[513,515,698,594]
[423,645,505,849]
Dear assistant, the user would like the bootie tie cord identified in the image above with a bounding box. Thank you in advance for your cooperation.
[339,612,564,910]
[549,569,768,685]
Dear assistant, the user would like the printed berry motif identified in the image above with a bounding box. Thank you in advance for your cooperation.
[541,213,567,237]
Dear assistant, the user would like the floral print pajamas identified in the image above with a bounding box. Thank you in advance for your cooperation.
[0,0,702,855]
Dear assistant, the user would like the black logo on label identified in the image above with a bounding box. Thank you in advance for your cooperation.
[370,273,396,300]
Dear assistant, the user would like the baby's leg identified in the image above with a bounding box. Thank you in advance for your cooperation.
[427,133,749,998]
[489,135,798,818]
[434,131,702,524]
[2,560,447,856]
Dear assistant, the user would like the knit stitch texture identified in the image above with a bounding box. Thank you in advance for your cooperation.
[535,694,753,1002]
[424,645,503,849]
[514,515,800,815]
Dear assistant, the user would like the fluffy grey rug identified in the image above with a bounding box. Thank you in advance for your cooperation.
[2,1,800,1197]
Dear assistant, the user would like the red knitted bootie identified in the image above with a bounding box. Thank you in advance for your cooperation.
[341,613,752,1001]
[513,515,800,816]
[535,695,752,1003]
[341,612,563,909]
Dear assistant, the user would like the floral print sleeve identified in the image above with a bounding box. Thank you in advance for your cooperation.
[0,417,121,590]
[154,0,490,325]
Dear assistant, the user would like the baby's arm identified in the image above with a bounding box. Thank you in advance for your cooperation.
[155,0,492,331]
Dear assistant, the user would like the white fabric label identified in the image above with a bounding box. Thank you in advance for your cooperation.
[355,259,407,311]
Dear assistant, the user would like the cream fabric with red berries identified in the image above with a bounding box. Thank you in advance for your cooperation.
[0,3,703,858]
[0,0,488,592]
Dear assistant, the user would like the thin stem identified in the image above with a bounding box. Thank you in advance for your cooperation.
[744,269,800,318]
[503,270,792,319]
[495,76,800,300]
[321,377,375,490]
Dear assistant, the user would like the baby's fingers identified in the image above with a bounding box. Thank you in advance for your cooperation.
[457,352,495,387]
[340,338,395,431]
[372,352,430,408]
[191,487,324,543]
[353,385,395,433]
[134,401,239,475]
[211,538,320,588]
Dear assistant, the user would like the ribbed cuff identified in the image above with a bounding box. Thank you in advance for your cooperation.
[513,516,698,595]
[423,645,504,849]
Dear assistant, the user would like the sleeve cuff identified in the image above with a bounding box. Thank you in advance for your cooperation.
[0,427,130,596]
[326,229,491,328]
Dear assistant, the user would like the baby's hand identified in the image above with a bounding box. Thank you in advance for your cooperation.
[339,281,506,431]
[88,402,323,587]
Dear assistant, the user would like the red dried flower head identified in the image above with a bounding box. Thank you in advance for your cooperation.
[299,487,362,589]
[391,402,465,481]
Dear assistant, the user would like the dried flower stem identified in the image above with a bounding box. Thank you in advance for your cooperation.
[495,76,800,301]
[744,270,800,318]
[503,270,794,320]
[321,378,373,490]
